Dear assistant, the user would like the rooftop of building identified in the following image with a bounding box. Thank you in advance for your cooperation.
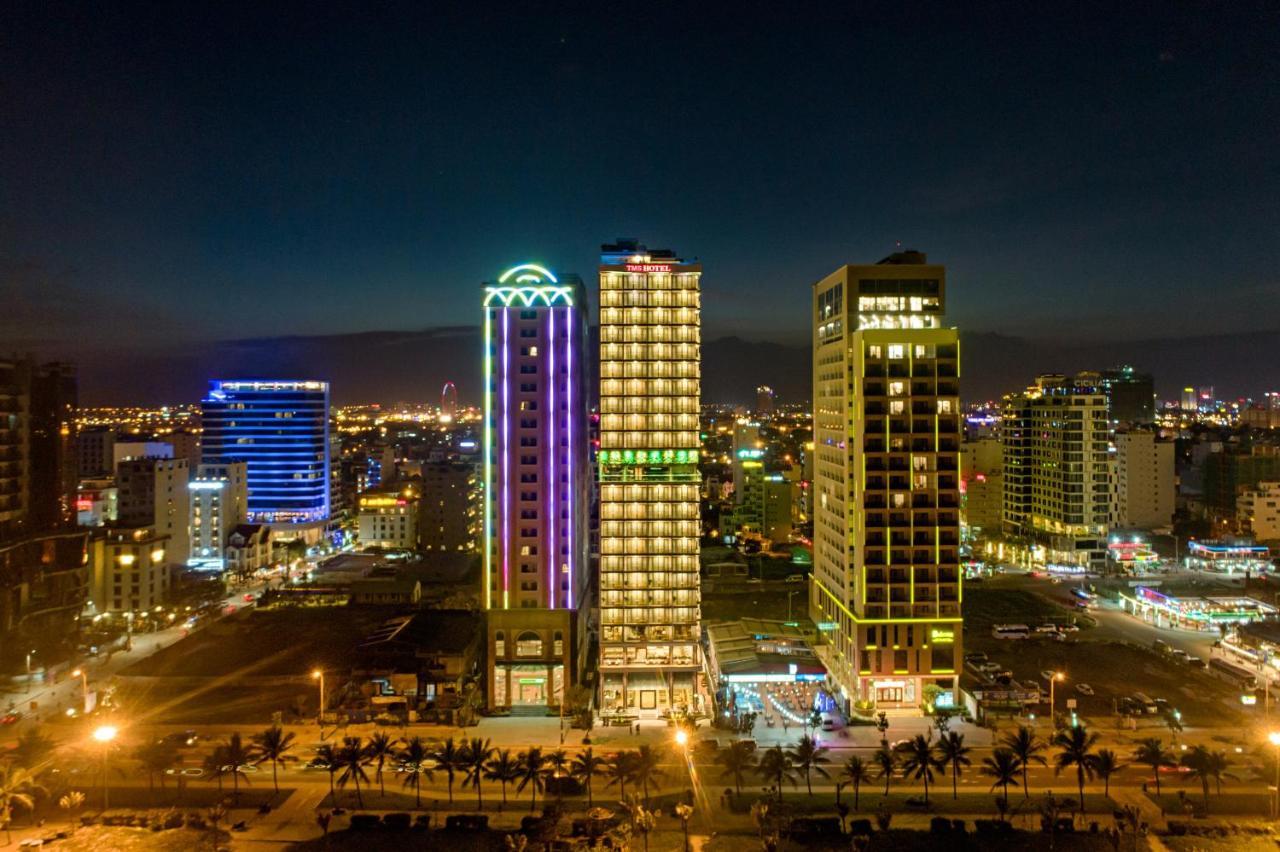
[707,618,823,677]
[357,609,480,655]
[877,249,927,265]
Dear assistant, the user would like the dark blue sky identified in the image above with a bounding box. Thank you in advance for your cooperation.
[3,1,1278,355]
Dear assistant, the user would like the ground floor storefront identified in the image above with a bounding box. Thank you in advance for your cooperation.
[492,663,564,709]
[599,669,704,718]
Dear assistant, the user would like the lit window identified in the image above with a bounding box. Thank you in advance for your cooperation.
[889,401,905,415]
[515,631,543,657]
[937,400,953,414]
[888,345,905,359]
[867,345,882,358]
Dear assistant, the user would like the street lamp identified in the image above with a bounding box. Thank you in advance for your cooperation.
[312,669,325,736]
[1269,731,1280,819]
[71,668,89,713]
[93,725,118,811]
[674,728,689,748]
[25,649,35,693]
[1049,672,1065,728]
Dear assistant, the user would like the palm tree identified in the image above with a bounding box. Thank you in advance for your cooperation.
[544,748,570,799]
[1205,750,1236,797]
[203,746,229,792]
[840,755,871,810]
[0,764,41,844]
[630,745,667,805]
[220,733,254,805]
[1180,745,1213,809]
[787,735,831,796]
[1093,749,1123,798]
[436,738,462,804]
[571,747,607,806]
[364,731,399,797]
[461,737,495,808]
[516,748,546,812]
[873,746,896,796]
[336,736,370,808]
[1001,725,1046,798]
[605,751,637,801]
[313,744,339,804]
[981,748,1022,803]
[485,749,521,806]
[896,734,942,804]
[756,746,796,801]
[1053,726,1100,812]
[397,737,433,808]
[936,732,971,800]
[1133,737,1176,797]
[251,725,297,795]
[10,728,57,771]
[133,741,180,802]
[674,802,694,852]
[715,741,757,796]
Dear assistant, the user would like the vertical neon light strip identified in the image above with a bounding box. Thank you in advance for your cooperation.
[547,307,556,609]
[566,302,574,609]
[483,309,492,610]
[502,309,511,609]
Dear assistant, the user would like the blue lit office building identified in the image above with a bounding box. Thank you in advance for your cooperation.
[201,380,331,526]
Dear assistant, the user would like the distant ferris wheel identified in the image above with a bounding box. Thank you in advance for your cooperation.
[440,380,458,420]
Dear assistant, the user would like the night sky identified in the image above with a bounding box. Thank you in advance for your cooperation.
[4,2,1279,364]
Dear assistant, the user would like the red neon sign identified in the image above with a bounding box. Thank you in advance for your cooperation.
[625,264,672,273]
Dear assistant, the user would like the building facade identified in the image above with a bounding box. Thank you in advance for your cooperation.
[597,241,703,715]
[358,488,419,550]
[0,358,86,667]
[961,437,1004,538]
[117,456,190,567]
[188,461,249,571]
[419,462,480,552]
[810,251,963,712]
[1238,482,1280,543]
[1114,429,1175,530]
[225,523,272,578]
[482,264,589,711]
[1100,366,1155,424]
[201,380,331,530]
[1002,373,1113,569]
[89,526,169,614]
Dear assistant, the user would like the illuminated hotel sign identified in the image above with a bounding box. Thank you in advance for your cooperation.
[930,628,955,643]
[360,497,406,508]
[602,449,698,465]
[625,264,672,273]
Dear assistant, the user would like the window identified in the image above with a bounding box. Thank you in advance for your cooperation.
[494,631,505,656]
[888,381,905,396]
[867,345,882,358]
[889,400,905,415]
[888,345,905,359]
[553,631,564,656]
[937,399,953,414]
[516,631,543,657]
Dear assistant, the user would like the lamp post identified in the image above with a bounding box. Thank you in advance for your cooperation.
[71,668,89,713]
[312,670,325,737]
[1269,731,1280,818]
[787,590,799,622]
[1049,672,1065,729]
[25,649,35,693]
[93,725,118,811]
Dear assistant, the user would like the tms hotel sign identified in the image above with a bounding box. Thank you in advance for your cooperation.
[625,264,673,273]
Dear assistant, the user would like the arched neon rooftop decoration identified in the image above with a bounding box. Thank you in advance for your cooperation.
[498,263,558,284]
[485,263,573,307]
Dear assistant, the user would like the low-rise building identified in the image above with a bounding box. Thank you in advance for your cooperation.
[350,577,422,606]
[1238,481,1280,543]
[89,526,169,614]
[76,478,117,527]
[225,523,271,579]
[358,489,419,551]
[355,610,483,725]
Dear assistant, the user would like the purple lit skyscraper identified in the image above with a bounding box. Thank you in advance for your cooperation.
[482,264,589,711]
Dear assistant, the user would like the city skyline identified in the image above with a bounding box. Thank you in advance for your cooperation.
[5,3,1279,360]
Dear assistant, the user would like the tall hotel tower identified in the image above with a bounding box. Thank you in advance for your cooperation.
[810,251,962,712]
[598,240,703,716]
[482,264,589,711]
[201,381,331,535]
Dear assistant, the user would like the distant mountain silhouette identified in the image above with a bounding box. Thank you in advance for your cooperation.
[73,326,1280,406]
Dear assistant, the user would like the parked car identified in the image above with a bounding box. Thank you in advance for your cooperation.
[976,662,1003,673]
[1171,649,1190,662]
[159,730,199,747]
[1035,625,1060,635]
[1076,683,1095,696]
[965,652,989,663]
[785,574,806,584]
[1187,657,1207,669]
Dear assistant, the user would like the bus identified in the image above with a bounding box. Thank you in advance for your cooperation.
[1209,657,1259,691]
[992,624,1031,640]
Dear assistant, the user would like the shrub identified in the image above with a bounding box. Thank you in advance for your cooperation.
[930,817,952,833]
[350,814,381,831]
[382,813,411,830]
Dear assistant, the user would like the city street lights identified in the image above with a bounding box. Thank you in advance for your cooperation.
[674,728,689,748]
[1269,731,1280,818]
[70,668,88,713]
[312,669,325,736]
[25,649,35,693]
[1049,672,1065,728]
[93,725,118,811]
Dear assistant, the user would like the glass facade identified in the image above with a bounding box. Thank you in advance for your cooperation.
[598,243,703,715]
[201,380,330,524]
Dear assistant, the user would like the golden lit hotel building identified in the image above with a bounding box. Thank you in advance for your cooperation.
[810,251,963,713]
[597,240,703,716]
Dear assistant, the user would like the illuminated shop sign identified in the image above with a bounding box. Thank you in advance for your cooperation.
[625,264,673,273]
[930,628,955,644]
[736,449,765,459]
[602,449,699,465]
